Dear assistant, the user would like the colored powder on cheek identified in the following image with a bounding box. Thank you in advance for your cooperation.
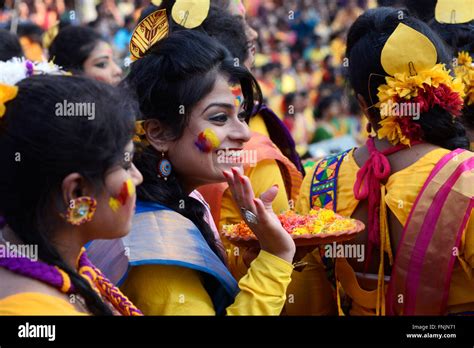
[108,179,135,212]
[195,128,221,153]
[230,85,243,108]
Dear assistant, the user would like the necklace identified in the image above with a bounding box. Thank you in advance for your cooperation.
[0,239,142,316]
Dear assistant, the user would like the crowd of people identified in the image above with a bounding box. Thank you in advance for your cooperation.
[0,0,473,317]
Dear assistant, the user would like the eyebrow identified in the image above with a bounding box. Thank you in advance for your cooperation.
[201,103,235,115]
[91,56,110,63]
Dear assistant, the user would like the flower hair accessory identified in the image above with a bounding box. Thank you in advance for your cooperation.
[0,58,65,119]
[0,57,65,86]
[375,23,464,146]
[455,51,474,106]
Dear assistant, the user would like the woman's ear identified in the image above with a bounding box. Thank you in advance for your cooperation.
[144,119,171,152]
[61,173,92,207]
[357,93,377,126]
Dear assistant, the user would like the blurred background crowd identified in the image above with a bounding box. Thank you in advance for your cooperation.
[0,0,445,160]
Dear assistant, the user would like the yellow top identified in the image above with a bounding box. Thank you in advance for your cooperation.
[295,148,474,314]
[0,293,87,315]
[120,250,293,315]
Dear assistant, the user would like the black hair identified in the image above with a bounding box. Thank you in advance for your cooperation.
[17,23,44,45]
[314,95,340,120]
[430,20,474,55]
[48,25,104,72]
[0,29,23,61]
[429,20,474,137]
[140,1,250,64]
[0,75,136,315]
[431,19,474,141]
[124,30,262,264]
[346,7,469,150]
[404,0,437,22]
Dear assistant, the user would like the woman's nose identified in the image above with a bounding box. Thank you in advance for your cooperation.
[131,163,143,186]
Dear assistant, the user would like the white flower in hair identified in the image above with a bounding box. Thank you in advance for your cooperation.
[0,57,65,85]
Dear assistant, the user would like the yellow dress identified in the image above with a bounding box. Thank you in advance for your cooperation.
[0,293,87,315]
[120,250,293,315]
[295,148,474,315]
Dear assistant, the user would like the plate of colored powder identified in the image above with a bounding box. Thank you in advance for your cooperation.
[221,208,365,248]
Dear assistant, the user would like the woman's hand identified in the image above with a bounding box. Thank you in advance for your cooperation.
[223,167,296,264]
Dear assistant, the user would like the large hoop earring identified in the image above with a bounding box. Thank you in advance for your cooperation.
[157,151,172,181]
[65,197,97,226]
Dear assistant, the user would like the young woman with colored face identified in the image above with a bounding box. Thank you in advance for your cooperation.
[0,75,143,315]
[145,1,304,239]
[87,30,296,315]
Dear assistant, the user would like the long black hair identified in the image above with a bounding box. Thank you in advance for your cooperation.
[346,7,470,150]
[124,30,262,263]
[429,19,474,135]
[48,26,104,73]
[0,75,136,315]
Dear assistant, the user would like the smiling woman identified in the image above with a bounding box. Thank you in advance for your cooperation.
[87,30,297,315]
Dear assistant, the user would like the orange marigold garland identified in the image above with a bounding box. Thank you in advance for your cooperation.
[376,64,465,146]
[455,51,474,106]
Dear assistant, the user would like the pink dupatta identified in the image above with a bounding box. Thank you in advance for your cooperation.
[386,149,474,315]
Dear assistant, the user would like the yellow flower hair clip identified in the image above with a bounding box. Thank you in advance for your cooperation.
[375,23,464,146]
[0,84,19,118]
[455,51,474,106]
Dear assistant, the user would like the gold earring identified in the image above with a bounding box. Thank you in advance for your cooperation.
[65,197,97,226]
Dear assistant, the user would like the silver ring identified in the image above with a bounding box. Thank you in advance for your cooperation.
[240,207,259,225]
